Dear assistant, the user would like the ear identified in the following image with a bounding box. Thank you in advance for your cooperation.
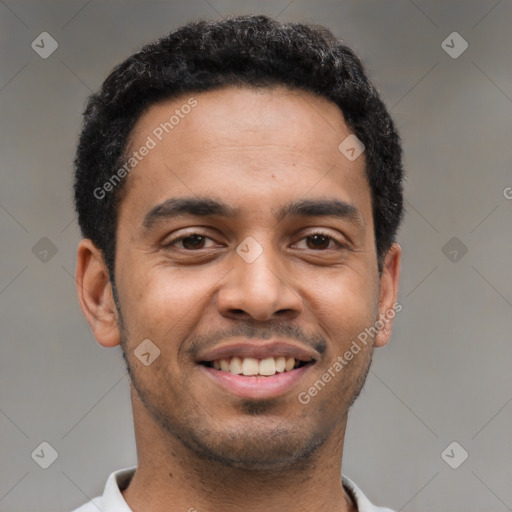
[75,239,121,348]
[374,243,402,348]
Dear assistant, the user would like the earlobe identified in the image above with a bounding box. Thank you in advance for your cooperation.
[375,243,402,348]
[75,239,121,348]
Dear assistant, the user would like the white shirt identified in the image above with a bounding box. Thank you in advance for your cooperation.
[71,466,395,512]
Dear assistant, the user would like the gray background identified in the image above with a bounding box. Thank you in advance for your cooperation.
[1,1,511,511]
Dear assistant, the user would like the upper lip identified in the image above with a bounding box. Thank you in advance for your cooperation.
[196,340,319,363]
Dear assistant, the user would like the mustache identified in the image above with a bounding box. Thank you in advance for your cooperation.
[185,321,327,357]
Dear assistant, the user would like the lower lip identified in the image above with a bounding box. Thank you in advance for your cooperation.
[200,364,313,400]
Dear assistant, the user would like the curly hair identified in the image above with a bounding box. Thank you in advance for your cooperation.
[74,14,404,278]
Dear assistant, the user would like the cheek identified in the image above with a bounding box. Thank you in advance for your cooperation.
[120,266,213,345]
[307,268,378,334]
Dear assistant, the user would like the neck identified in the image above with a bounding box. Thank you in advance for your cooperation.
[122,386,357,512]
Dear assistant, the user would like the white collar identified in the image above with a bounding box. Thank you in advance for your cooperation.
[98,466,394,512]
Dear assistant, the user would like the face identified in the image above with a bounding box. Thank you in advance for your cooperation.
[79,85,400,470]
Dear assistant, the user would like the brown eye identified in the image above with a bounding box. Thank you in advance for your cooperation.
[179,234,207,250]
[305,234,334,250]
[165,233,214,250]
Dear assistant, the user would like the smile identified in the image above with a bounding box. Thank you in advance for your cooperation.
[196,340,318,399]
[202,356,310,377]
[199,358,316,400]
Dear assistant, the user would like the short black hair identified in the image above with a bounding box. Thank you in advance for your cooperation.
[74,14,404,279]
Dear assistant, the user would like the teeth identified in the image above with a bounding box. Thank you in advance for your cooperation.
[259,357,276,376]
[275,356,286,372]
[242,357,259,376]
[229,357,243,375]
[211,356,304,376]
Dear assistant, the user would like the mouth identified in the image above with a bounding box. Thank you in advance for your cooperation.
[196,341,318,400]
[200,356,313,377]
[196,339,320,400]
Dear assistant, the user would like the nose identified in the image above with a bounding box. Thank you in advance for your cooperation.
[216,241,303,322]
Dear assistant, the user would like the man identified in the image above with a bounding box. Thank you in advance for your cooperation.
[72,14,403,512]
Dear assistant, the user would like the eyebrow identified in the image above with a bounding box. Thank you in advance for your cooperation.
[142,196,364,230]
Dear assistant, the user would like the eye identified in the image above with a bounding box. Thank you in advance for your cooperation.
[165,233,218,250]
[295,232,345,250]
[164,231,345,252]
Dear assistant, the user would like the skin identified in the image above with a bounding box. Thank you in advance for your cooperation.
[76,85,401,512]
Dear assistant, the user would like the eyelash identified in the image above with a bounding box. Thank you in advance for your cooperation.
[165,231,346,251]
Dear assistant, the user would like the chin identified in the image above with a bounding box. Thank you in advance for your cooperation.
[167,415,333,472]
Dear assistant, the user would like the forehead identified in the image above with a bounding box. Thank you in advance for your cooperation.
[127,85,353,166]
[118,85,371,228]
